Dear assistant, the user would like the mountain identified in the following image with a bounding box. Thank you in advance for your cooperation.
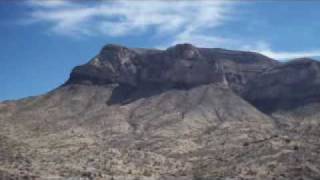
[67,44,278,94]
[0,44,320,180]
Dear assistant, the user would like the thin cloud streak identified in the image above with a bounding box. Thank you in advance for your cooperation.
[243,42,320,60]
[259,49,320,60]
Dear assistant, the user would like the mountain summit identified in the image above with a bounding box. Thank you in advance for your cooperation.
[67,44,278,92]
[0,44,319,180]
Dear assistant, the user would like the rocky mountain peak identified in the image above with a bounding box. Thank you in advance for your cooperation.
[67,43,279,93]
[101,43,127,51]
[98,44,136,65]
[166,43,201,59]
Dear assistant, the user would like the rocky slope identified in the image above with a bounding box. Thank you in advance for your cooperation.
[0,44,319,180]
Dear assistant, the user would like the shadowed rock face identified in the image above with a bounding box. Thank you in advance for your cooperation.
[1,44,320,180]
[67,43,278,93]
[244,58,320,113]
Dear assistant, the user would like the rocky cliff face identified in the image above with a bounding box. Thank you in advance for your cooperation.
[0,44,319,180]
[244,58,320,113]
[67,44,278,92]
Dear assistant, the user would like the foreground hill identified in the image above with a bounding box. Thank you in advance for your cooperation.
[0,44,319,180]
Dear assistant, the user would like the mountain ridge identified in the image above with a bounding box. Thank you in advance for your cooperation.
[66,43,279,95]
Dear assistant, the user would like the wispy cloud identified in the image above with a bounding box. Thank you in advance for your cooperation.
[27,0,233,38]
[25,0,320,60]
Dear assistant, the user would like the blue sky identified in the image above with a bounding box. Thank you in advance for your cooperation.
[1,0,320,101]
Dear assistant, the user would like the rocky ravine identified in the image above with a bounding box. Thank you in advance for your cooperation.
[0,44,319,180]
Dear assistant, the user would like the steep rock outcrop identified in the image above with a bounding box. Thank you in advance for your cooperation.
[244,58,320,113]
[67,44,278,92]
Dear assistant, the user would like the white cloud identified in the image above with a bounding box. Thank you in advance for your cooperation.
[27,0,233,39]
[25,0,320,60]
